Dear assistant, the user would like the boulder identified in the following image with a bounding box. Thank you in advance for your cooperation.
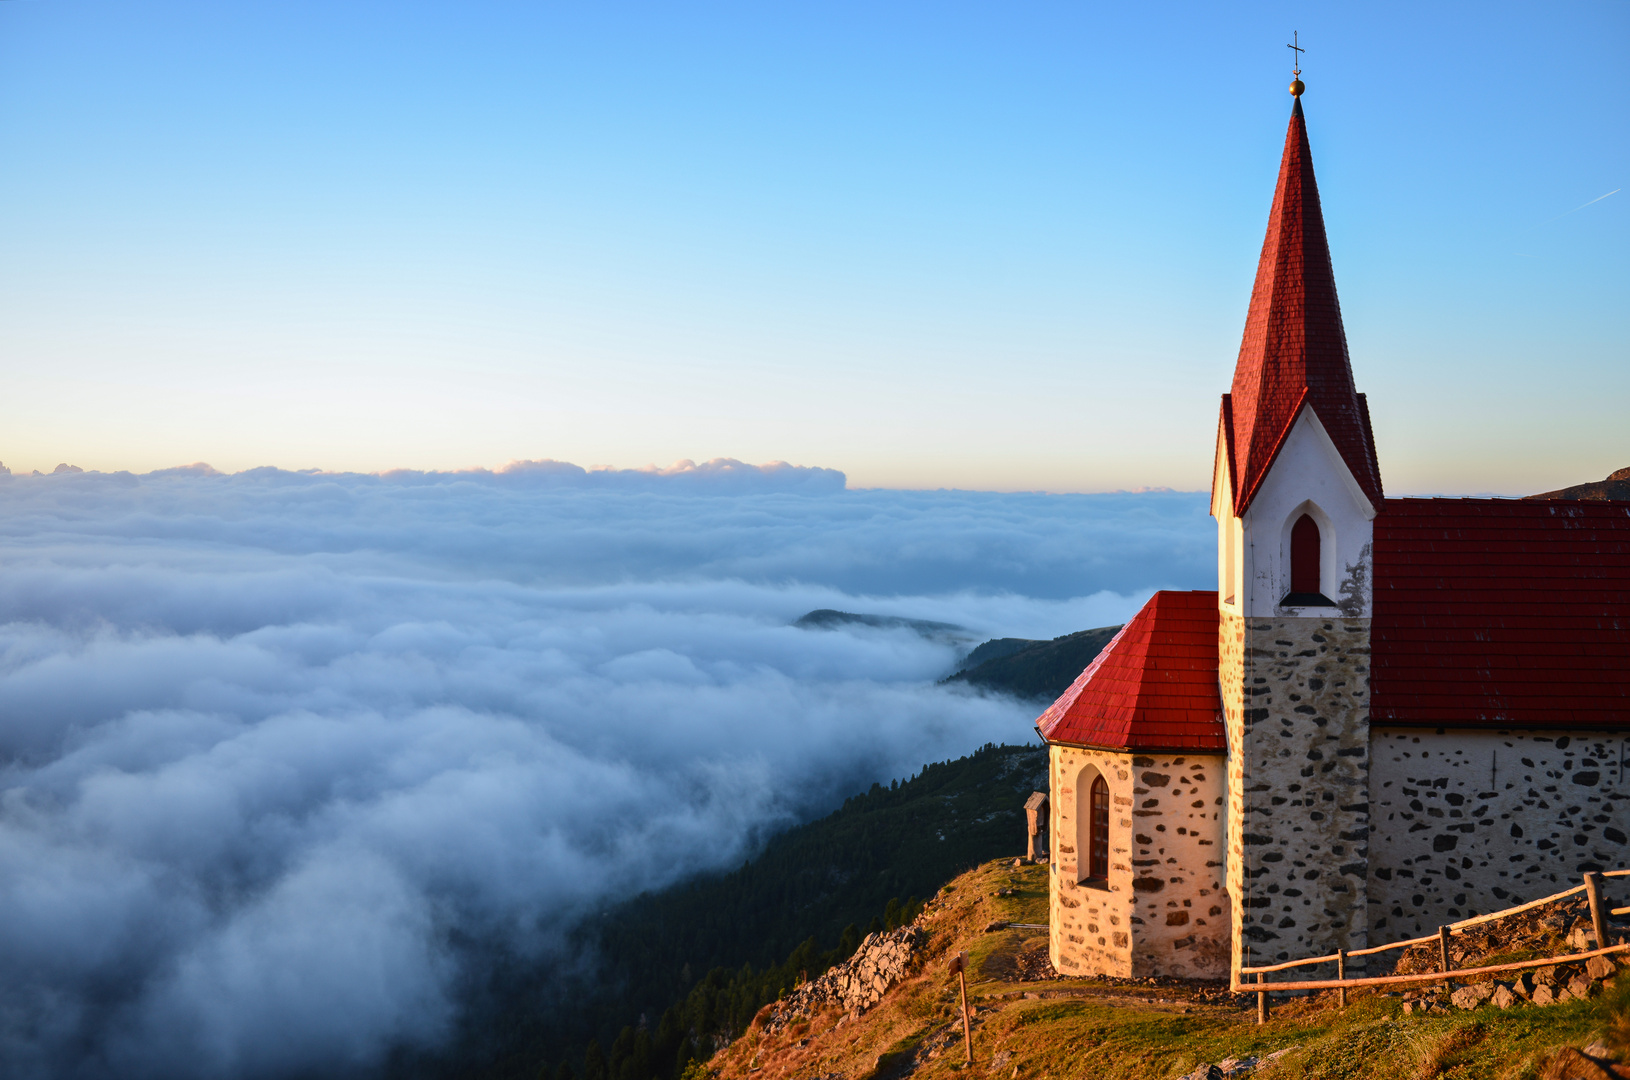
[1450,983,1496,1010]
[1531,984,1558,1007]
[1566,974,1598,1000]
[1586,955,1617,981]
[1568,927,1600,951]
[1490,984,1521,1009]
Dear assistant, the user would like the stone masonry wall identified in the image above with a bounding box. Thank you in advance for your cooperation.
[1225,614,1372,978]
[1048,744,1228,979]
[1049,745,1135,978]
[1369,729,1630,940]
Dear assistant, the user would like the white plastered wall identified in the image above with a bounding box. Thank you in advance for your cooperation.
[1236,408,1376,619]
[1212,425,1244,612]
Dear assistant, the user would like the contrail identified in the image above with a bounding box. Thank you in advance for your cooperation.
[1547,188,1619,222]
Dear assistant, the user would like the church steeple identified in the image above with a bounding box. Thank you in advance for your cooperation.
[1222,96,1383,516]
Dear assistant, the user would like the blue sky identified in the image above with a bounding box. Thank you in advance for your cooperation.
[0,1,1623,493]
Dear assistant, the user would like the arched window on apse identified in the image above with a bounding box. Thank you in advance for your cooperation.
[1086,775,1109,883]
[1284,513,1332,605]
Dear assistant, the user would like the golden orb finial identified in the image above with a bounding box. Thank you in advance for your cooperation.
[1290,78,1305,97]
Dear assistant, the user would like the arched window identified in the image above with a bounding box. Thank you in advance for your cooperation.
[1088,776,1110,881]
[1284,513,1332,605]
[1291,514,1321,594]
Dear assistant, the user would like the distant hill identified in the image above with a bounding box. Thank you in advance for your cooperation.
[1528,465,1630,501]
[793,609,967,639]
[958,636,1041,669]
[943,625,1122,702]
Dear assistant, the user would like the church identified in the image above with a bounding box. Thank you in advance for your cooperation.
[1036,81,1630,984]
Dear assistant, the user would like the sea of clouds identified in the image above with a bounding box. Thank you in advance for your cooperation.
[0,459,1210,1079]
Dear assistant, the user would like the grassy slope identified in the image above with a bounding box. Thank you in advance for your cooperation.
[716,860,1627,1080]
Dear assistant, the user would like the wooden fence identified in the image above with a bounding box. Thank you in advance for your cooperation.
[1231,869,1629,1022]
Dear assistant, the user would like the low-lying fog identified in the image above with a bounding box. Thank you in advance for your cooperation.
[0,459,1209,1078]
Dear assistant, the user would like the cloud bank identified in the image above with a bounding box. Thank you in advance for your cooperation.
[0,461,1210,1079]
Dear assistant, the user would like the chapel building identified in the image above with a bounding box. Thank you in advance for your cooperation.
[1037,87,1630,984]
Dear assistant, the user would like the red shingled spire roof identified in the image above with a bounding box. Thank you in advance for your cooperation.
[1224,98,1383,515]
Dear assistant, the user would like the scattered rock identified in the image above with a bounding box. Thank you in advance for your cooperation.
[1587,955,1618,980]
[1569,927,1600,951]
[1566,974,1598,1001]
[1172,1046,1296,1077]
[1450,983,1496,1009]
[1490,984,1520,1009]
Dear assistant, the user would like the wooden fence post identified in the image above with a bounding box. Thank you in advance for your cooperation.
[1337,949,1347,1009]
[947,950,972,1064]
[1585,872,1611,949]
[1438,925,1452,989]
[1256,971,1268,1025]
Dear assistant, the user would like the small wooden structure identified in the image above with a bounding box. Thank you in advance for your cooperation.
[1024,791,1048,862]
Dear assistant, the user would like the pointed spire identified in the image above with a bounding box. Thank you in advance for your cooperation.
[1225,96,1383,515]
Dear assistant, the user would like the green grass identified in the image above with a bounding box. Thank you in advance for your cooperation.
[966,971,1630,1080]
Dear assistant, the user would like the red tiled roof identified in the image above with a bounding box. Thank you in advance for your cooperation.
[1372,498,1630,729]
[1035,591,1225,751]
[1224,98,1383,515]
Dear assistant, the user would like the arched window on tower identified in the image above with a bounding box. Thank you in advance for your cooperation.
[1284,513,1334,606]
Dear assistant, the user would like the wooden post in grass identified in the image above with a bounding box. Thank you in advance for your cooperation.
[1337,949,1348,1009]
[1585,872,1611,949]
[1256,971,1268,1025]
[947,950,972,1064]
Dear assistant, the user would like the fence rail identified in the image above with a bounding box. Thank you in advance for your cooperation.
[1230,869,1627,1012]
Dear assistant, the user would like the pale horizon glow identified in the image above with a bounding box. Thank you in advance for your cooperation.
[0,1,1624,495]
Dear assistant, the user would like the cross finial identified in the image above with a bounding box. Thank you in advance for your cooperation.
[1287,31,1305,97]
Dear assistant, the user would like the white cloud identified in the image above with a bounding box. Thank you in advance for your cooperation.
[0,462,1210,1078]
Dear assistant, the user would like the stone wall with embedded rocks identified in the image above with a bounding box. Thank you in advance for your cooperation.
[1048,745,1136,977]
[1222,613,1373,980]
[765,926,926,1031]
[1368,728,1630,940]
[1047,744,1228,979]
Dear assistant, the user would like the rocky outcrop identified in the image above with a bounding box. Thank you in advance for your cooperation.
[765,927,927,1031]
